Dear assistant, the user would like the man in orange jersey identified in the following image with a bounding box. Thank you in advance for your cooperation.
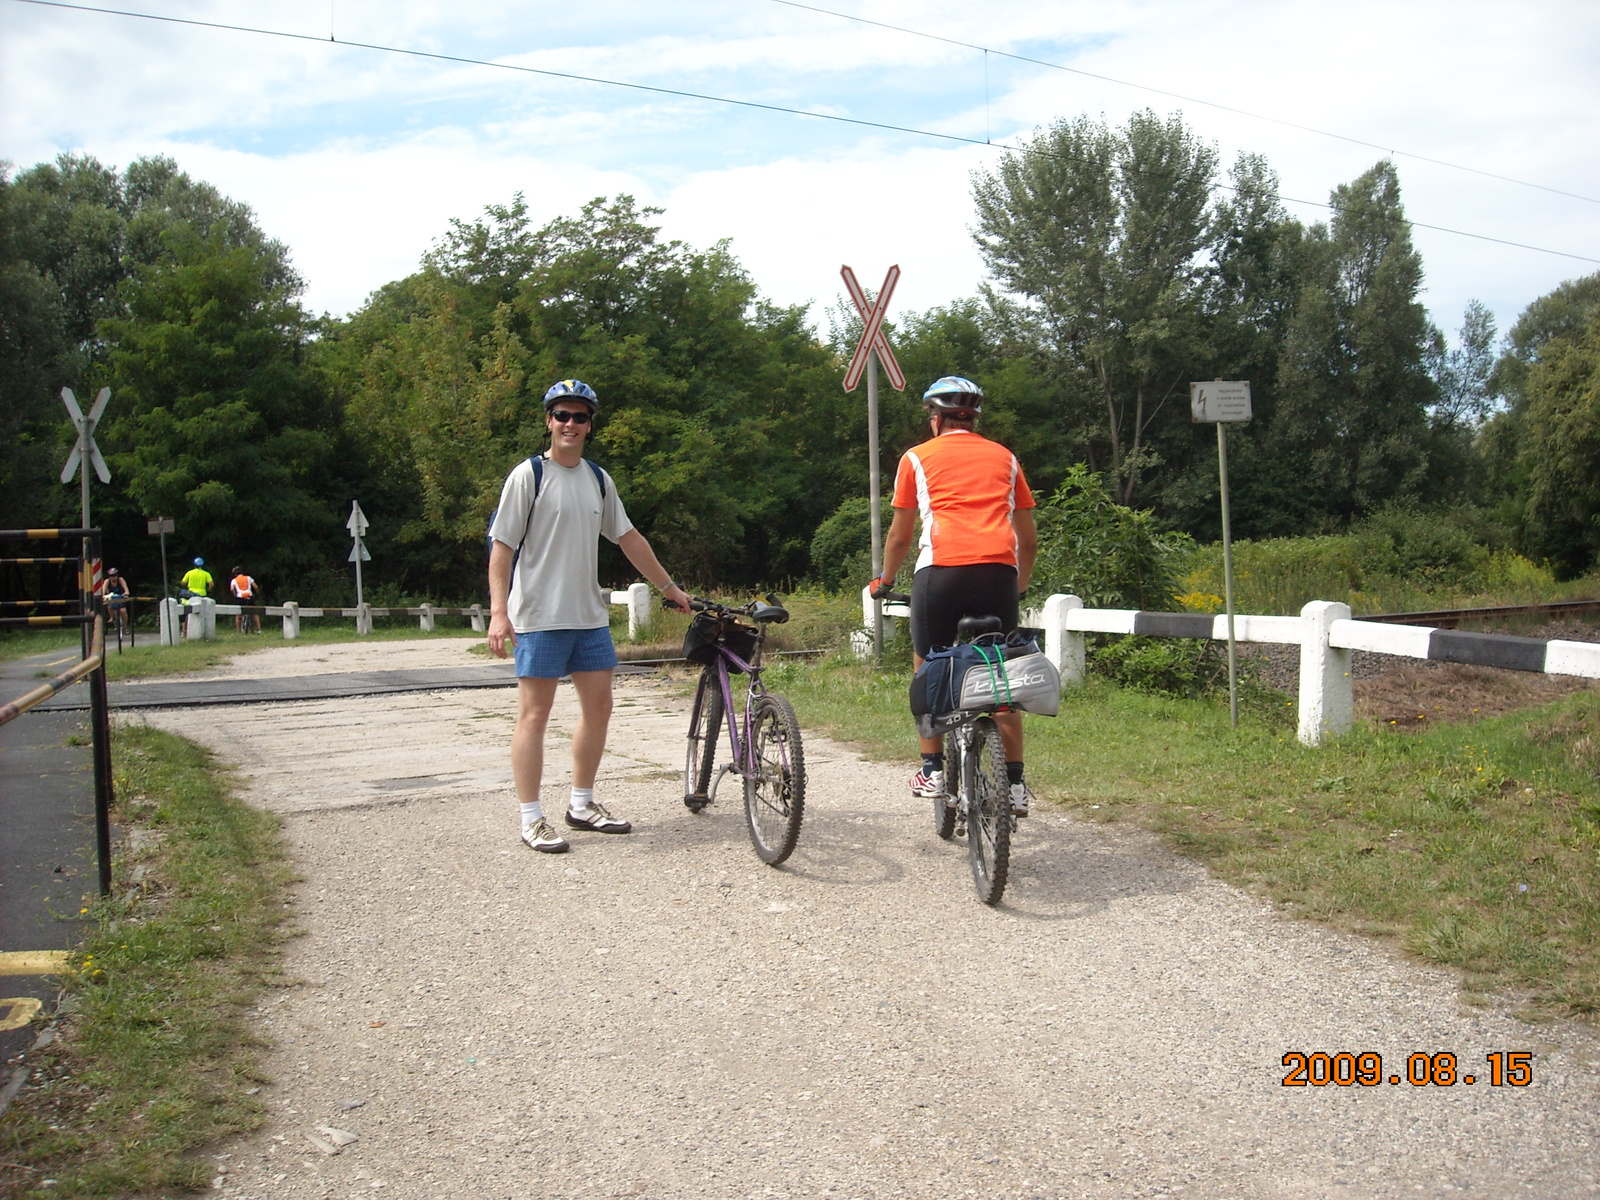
[869,376,1038,815]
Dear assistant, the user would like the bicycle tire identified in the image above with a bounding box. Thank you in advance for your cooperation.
[966,716,1010,905]
[934,730,957,840]
[743,693,806,865]
[684,668,723,812]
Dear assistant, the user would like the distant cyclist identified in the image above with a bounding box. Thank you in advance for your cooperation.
[229,566,261,633]
[101,567,131,636]
[179,557,213,601]
[869,376,1038,815]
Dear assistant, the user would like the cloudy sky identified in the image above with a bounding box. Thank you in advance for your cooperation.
[4,0,1598,349]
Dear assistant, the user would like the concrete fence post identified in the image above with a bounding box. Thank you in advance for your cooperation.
[627,582,652,640]
[186,597,216,641]
[158,597,181,646]
[1298,600,1353,746]
[419,603,434,633]
[469,604,486,634]
[356,602,373,635]
[1043,593,1086,685]
[282,601,300,640]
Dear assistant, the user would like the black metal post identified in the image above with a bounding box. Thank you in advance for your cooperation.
[87,532,113,896]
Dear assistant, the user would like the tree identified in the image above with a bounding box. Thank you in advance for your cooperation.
[97,162,340,587]
[326,195,851,596]
[1517,313,1600,575]
[1267,161,1441,523]
[972,110,1218,506]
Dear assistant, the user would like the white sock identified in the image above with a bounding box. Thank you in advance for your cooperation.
[569,787,595,814]
[520,801,543,826]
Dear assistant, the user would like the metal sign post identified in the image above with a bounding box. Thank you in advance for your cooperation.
[147,517,174,600]
[840,265,906,663]
[347,500,371,613]
[1190,381,1253,728]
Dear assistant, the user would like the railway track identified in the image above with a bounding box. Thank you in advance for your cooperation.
[1364,598,1600,628]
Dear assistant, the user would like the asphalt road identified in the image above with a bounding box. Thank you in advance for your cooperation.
[0,648,95,1065]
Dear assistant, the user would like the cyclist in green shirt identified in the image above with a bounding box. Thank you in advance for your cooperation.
[179,557,213,600]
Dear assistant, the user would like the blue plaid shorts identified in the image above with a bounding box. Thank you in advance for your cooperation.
[513,627,618,678]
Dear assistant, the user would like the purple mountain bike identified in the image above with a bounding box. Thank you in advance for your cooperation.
[682,596,805,865]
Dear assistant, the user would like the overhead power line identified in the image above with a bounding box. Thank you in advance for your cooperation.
[9,0,1600,266]
[768,0,1600,209]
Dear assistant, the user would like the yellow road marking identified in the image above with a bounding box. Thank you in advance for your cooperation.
[0,998,43,1031]
[0,951,70,976]
[45,655,77,667]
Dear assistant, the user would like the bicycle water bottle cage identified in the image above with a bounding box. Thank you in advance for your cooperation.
[957,615,1003,641]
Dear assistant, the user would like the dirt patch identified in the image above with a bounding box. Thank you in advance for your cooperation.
[1356,662,1596,729]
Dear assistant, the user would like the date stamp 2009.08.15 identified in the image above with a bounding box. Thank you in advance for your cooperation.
[1282,1051,1533,1088]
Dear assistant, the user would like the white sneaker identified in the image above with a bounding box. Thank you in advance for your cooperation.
[1010,783,1033,817]
[564,801,632,834]
[521,818,570,853]
[910,769,946,798]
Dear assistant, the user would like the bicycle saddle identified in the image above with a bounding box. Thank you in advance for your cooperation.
[957,614,1003,640]
[751,601,790,624]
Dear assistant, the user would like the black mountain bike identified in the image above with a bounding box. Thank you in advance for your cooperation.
[881,589,1013,905]
[682,596,806,866]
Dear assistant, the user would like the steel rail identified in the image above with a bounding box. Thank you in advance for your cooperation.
[0,613,104,726]
[1366,599,1600,628]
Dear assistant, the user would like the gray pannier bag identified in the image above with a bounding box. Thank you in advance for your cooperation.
[955,633,1062,717]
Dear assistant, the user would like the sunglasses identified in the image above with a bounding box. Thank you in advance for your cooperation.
[549,410,592,425]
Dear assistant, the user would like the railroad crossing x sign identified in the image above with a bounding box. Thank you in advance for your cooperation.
[59,387,111,485]
[840,265,906,392]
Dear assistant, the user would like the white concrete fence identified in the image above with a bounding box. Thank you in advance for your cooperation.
[161,582,655,646]
[861,586,1600,746]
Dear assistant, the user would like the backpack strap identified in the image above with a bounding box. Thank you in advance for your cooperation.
[516,454,608,556]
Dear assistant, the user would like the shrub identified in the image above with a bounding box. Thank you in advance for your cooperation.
[809,496,876,592]
[1033,465,1193,610]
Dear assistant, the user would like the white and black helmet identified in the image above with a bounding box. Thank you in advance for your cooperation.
[922,375,983,413]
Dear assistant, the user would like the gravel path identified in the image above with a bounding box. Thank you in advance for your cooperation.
[129,641,1600,1200]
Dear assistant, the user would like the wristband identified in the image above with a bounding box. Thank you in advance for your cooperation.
[658,579,677,592]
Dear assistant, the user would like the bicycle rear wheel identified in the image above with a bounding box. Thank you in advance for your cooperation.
[744,693,806,865]
[684,668,723,812]
[933,730,957,840]
[966,716,1010,905]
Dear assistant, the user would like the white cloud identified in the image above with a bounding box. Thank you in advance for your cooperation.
[2,0,1596,345]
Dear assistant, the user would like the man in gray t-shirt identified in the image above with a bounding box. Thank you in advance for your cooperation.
[487,379,691,854]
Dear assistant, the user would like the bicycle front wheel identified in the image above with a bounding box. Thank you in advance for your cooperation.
[744,693,806,865]
[684,668,723,812]
[966,716,1010,905]
[934,730,957,840]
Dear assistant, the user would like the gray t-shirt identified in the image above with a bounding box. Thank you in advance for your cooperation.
[489,455,634,633]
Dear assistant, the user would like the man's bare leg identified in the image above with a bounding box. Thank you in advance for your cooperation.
[512,676,559,805]
[567,669,614,788]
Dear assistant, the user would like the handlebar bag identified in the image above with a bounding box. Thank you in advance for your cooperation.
[682,612,760,673]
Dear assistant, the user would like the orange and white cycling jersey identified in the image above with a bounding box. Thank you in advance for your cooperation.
[230,574,257,600]
[892,430,1035,572]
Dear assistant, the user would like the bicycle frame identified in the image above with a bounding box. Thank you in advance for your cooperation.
[704,636,768,788]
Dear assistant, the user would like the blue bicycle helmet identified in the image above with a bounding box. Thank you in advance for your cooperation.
[922,375,983,413]
[543,379,599,411]
[193,557,205,567]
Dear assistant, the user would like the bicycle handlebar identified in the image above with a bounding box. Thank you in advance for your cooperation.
[871,584,911,604]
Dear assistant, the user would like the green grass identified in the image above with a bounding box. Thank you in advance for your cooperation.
[0,725,293,1198]
[0,629,83,665]
[768,656,1600,1017]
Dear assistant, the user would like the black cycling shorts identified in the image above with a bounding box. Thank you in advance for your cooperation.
[909,563,1019,658]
